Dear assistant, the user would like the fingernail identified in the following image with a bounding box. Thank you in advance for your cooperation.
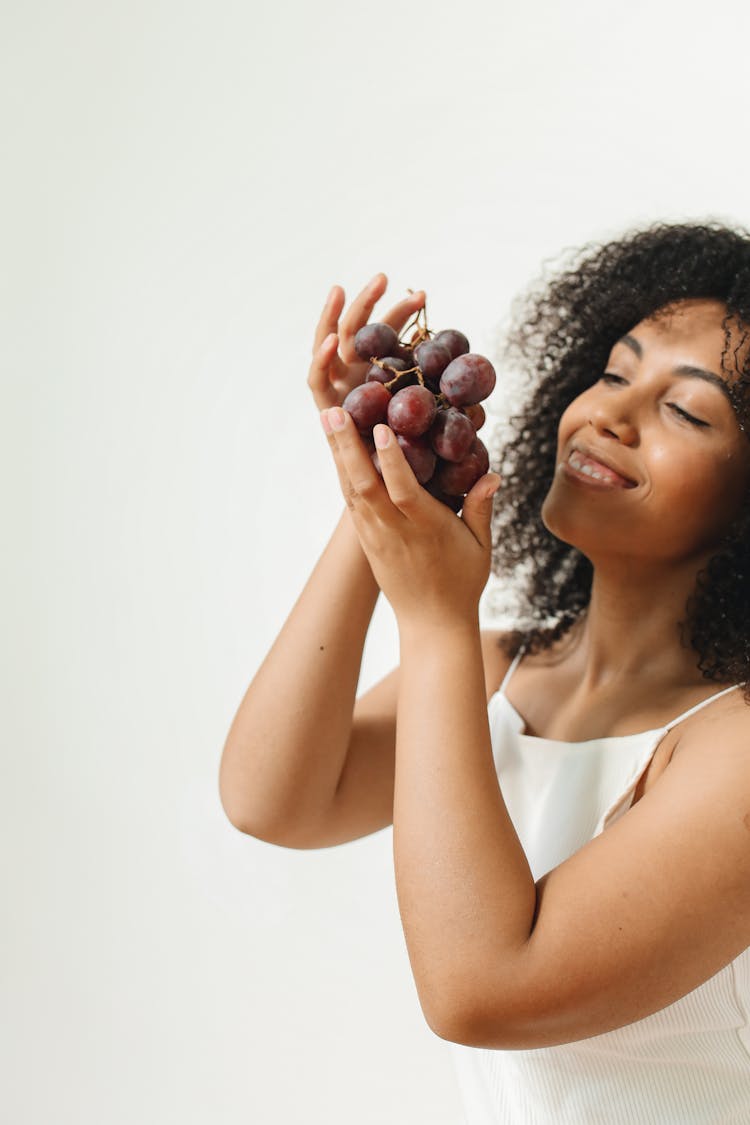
[484,475,501,499]
[329,407,346,431]
[320,410,332,435]
[374,425,391,449]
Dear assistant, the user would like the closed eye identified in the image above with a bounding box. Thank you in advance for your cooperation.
[600,373,627,385]
[669,404,710,427]
[599,373,710,428]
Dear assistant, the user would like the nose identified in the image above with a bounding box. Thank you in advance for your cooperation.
[588,396,638,445]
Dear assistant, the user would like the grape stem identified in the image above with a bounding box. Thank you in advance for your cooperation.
[369,357,426,391]
[370,299,450,396]
[400,297,432,347]
[384,366,425,391]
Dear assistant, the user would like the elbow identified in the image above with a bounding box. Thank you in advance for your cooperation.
[218,792,254,837]
[218,800,300,847]
[217,781,286,844]
[412,977,486,1047]
[218,759,254,836]
[425,1005,526,1050]
[420,995,487,1048]
[413,973,530,1049]
[217,781,332,851]
[218,740,275,839]
[218,742,338,850]
[421,988,576,1051]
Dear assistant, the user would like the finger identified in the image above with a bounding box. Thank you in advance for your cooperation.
[371,424,428,518]
[338,273,389,363]
[322,408,393,520]
[320,410,358,511]
[379,290,426,336]
[460,472,502,549]
[312,285,346,355]
[307,333,349,410]
[340,284,426,364]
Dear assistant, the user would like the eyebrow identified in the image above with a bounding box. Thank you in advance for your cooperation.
[616,333,734,405]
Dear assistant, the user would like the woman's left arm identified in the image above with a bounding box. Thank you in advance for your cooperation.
[322,409,750,1050]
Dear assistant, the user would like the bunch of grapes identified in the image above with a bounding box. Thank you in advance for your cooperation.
[341,302,496,512]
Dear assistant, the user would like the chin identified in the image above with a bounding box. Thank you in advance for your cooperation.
[540,488,604,557]
[540,486,574,543]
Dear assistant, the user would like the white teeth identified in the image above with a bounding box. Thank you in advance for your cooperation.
[569,451,613,483]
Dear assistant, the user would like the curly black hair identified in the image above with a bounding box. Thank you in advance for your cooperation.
[488,219,750,699]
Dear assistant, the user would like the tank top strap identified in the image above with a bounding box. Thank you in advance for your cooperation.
[499,646,525,694]
[662,682,744,732]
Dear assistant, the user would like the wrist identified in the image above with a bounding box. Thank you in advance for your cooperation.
[397,608,481,650]
[333,507,379,589]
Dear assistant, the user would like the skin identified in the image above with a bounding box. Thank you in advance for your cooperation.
[311,284,750,1049]
[219,275,427,843]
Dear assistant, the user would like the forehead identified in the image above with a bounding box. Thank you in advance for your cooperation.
[626,298,746,370]
[644,297,725,330]
[616,297,750,384]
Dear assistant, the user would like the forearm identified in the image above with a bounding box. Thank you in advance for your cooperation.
[219,508,380,836]
[392,616,536,1036]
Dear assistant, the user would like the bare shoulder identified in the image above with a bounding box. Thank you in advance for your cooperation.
[672,681,750,765]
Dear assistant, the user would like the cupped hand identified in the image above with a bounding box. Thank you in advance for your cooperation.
[320,406,501,629]
[307,274,425,410]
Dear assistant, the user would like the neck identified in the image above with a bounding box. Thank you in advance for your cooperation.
[568,551,716,690]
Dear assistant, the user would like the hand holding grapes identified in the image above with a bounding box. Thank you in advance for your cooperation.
[307,273,426,410]
[321,404,501,630]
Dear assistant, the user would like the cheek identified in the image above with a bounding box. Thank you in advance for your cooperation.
[556,397,589,448]
[648,444,747,537]
[650,441,733,493]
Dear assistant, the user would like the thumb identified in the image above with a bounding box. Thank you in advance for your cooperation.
[460,473,502,547]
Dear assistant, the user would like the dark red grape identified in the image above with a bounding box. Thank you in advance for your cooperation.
[463,403,486,431]
[425,475,463,512]
[429,407,475,462]
[414,339,452,382]
[439,354,496,406]
[342,382,391,432]
[354,323,400,361]
[347,310,488,501]
[387,385,437,438]
[434,437,490,494]
[434,329,470,360]
[396,434,436,483]
[365,357,410,385]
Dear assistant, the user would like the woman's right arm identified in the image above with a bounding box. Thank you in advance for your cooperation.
[218,505,391,847]
[218,276,425,848]
[219,507,510,851]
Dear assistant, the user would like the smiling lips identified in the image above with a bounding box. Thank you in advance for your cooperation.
[563,448,637,489]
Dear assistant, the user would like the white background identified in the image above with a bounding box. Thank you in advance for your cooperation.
[6,0,750,1121]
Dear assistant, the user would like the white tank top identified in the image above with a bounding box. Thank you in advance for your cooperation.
[449,649,750,1124]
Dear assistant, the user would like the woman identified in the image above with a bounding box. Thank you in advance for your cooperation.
[220,220,750,1122]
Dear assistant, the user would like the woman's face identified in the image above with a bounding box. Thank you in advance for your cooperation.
[541,298,750,563]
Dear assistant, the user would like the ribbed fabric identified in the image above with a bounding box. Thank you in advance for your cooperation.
[450,651,750,1124]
